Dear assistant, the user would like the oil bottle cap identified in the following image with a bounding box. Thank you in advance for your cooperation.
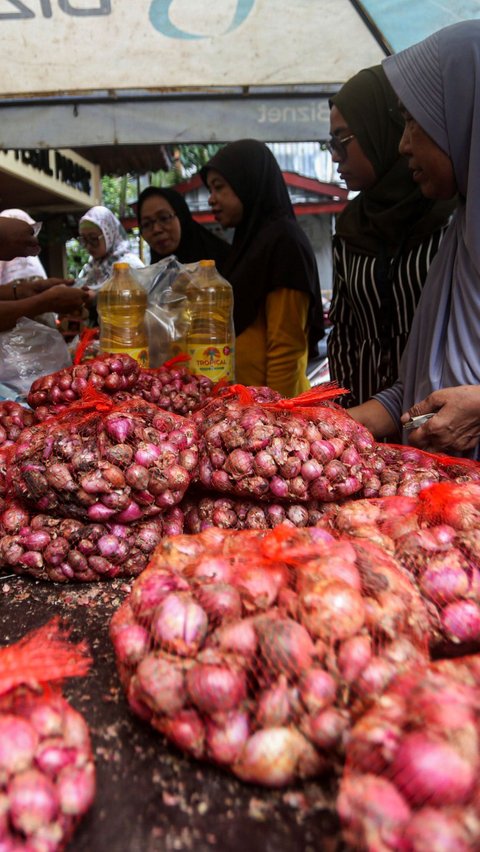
[114,262,130,269]
[199,259,215,267]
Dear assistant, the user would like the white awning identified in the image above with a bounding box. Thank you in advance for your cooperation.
[0,0,478,157]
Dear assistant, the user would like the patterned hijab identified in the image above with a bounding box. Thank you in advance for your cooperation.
[78,205,134,287]
[331,65,455,255]
[383,21,480,434]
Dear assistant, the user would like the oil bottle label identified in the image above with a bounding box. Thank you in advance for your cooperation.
[187,343,234,381]
[100,345,149,368]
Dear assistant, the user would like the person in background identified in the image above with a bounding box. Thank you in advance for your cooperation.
[0,209,86,333]
[327,65,455,409]
[136,186,230,268]
[201,139,324,398]
[77,205,144,291]
[0,209,48,287]
[0,214,41,261]
[349,20,480,458]
[76,205,144,324]
[0,208,74,329]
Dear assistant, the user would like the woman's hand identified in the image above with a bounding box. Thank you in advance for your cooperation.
[41,285,89,315]
[401,386,480,454]
[16,277,75,298]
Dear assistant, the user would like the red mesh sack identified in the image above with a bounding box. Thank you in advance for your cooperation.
[318,484,480,649]
[110,525,429,787]
[339,655,480,851]
[191,383,378,503]
[27,352,140,420]
[7,389,198,524]
[0,619,95,850]
[360,442,480,499]
[0,498,184,582]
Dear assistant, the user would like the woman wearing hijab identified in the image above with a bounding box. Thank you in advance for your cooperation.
[75,205,144,326]
[76,205,144,293]
[136,186,229,268]
[327,65,455,408]
[350,21,480,458]
[201,139,323,398]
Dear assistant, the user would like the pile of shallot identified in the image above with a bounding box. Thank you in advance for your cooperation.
[360,443,480,499]
[7,392,199,524]
[110,525,429,786]
[0,620,95,850]
[27,354,215,421]
[339,655,480,850]
[127,360,214,415]
[0,500,184,582]
[0,401,35,447]
[27,353,140,421]
[192,385,377,503]
[181,491,326,532]
[319,482,480,648]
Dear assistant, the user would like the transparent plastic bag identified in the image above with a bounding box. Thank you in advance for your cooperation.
[133,257,197,367]
[0,317,71,397]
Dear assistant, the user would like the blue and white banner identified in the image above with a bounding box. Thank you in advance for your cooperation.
[0,0,385,96]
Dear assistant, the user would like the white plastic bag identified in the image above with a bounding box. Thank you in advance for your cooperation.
[0,318,71,397]
[133,257,197,367]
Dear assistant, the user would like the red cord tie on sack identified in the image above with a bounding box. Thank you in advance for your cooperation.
[73,327,99,365]
[161,353,191,370]
[0,617,91,697]
[262,383,349,412]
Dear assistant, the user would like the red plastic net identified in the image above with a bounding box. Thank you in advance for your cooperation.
[339,655,480,850]
[317,482,480,650]
[0,620,95,849]
[192,382,377,504]
[7,389,199,525]
[110,525,429,787]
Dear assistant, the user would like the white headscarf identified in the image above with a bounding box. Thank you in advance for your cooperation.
[376,21,480,456]
[78,205,142,290]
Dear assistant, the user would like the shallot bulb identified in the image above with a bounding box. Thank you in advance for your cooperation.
[233,727,324,787]
[150,593,208,656]
[186,659,247,714]
[338,773,411,851]
[391,731,476,806]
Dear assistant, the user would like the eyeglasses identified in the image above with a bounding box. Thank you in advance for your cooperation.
[139,213,177,234]
[324,133,356,162]
[79,234,104,248]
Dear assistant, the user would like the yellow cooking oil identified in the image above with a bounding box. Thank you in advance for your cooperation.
[97,261,149,367]
[185,259,235,382]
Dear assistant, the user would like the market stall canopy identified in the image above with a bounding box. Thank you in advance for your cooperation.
[0,0,479,165]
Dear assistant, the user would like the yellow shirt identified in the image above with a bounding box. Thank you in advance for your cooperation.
[235,288,311,398]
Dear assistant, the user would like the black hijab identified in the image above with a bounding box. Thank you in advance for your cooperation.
[200,140,323,341]
[136,186,230,268]
[330,65,456,255]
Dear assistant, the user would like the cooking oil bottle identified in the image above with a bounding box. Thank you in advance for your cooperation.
[186,259,235,382]
[97,262,149,367]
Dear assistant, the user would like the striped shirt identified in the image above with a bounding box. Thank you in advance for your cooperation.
[327,228,448,407]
